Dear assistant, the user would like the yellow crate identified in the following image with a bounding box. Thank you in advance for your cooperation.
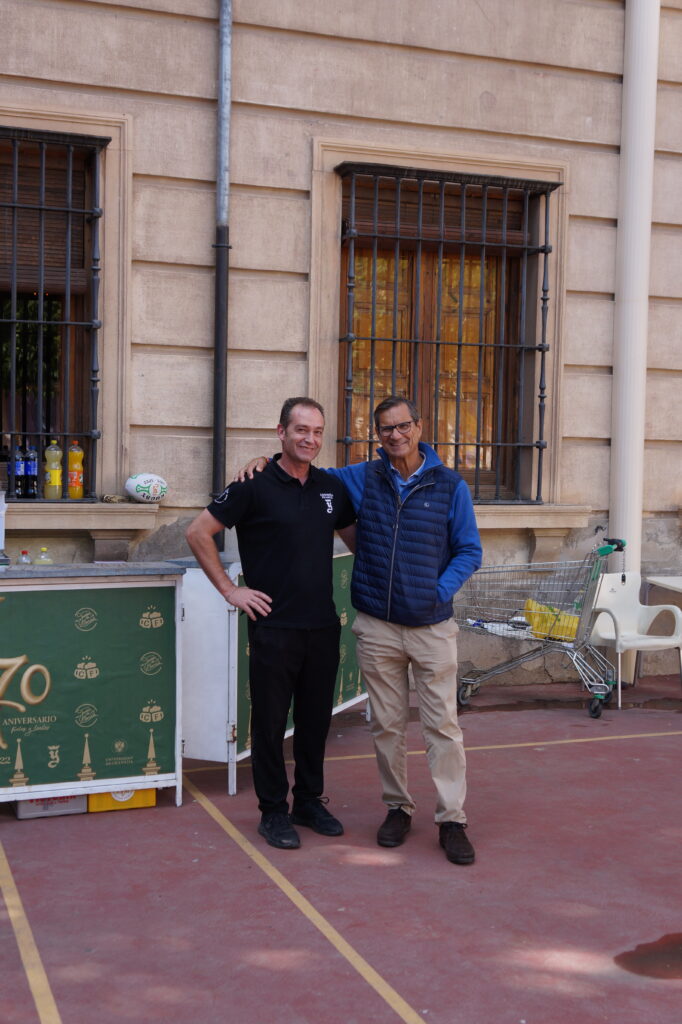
[88,789,156,813]
[524,598,579,641]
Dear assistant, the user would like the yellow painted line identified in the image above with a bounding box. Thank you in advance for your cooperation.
[317,728,682,762]
[183,775,425,1024]
[0,842,62,1024]
[463,728,682,753]
[183,729,682,774]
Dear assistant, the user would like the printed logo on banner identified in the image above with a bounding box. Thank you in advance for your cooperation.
[10,737,29,786]
[142,728,161,775]
[340,569,350,589]
[0,654,52,750]
[139,606,164,629]
[47,744,60,768]
[105,738,134,769]
[77,733,96,781]
[74,703,98,728]
[140,652,163,677]
[140,700,164,723]
[74,607,98,632]
[74,657,100,680]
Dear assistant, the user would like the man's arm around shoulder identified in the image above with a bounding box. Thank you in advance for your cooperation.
[325,460,368,513]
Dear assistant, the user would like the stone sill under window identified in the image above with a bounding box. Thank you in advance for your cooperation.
[5,502,593,563]
[5,502,161,561]
[474,505,592,562]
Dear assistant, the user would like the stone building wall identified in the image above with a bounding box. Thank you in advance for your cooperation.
[3,2,680,623]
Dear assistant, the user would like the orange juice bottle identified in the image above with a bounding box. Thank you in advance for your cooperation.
[68,440,84,500]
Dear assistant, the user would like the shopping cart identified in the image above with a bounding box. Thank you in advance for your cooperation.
[453,538,626,718]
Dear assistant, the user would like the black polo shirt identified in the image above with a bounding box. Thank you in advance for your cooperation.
[207,459,355,629]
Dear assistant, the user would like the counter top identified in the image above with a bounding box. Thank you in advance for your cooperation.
[0,561,185,580]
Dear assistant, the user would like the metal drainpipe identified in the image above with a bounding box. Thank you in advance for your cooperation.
[0,489,9,567]
[610,0,660,570]
[212,0,232,550]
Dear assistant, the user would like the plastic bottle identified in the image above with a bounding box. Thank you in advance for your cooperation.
[34,547,54,565]
[23,445,38,499]
[67,440,84,500]
[43,439,63,499]
[13,445,25,497]
[16,550,32,565]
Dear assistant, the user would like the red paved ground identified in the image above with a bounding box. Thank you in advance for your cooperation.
[1,676,681,1024]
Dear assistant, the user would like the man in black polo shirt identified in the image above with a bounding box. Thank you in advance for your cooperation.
[185,397,355,850]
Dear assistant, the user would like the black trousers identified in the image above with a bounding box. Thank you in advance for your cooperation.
[247,621,341,815]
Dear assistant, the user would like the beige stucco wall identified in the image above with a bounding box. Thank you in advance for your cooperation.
[2,0,680,580]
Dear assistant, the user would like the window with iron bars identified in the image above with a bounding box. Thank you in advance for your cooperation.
[336,163,561,503]
[0,126,109,501]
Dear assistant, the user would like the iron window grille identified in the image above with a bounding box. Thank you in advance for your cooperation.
[0,126,109,501]
[337,162,561,503]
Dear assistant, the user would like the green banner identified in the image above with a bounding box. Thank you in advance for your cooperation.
[236,553,364,755]
[0,586,176,790]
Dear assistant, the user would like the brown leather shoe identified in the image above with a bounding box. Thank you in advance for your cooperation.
[377,808,412,847]
[439,822,475,864]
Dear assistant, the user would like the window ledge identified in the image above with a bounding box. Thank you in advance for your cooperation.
[6,502,161,532]
[5,502,162,560]
[475,505,592,562]
[474,505,591,531]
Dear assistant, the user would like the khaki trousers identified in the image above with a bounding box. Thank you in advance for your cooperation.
[352,611,467,824]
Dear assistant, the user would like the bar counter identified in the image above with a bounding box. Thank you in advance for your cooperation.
[0,562,185,807]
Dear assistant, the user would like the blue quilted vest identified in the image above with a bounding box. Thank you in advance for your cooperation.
[351,454,460,626]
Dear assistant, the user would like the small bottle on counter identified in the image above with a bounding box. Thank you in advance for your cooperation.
[16,550,33,564]
[34,547,54,565]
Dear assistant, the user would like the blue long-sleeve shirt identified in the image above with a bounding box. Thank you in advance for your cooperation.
[327,443,482,604]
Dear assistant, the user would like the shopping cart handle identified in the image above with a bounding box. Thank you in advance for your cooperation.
[598,538,627,554]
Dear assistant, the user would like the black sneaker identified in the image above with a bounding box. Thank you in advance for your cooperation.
[291,798,344,836]
[377,808,412,848]
[439,822,475,865]
[258,812,301,849]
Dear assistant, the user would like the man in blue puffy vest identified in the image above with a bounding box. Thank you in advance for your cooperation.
[330,396,482,865]
[238,395,482,864]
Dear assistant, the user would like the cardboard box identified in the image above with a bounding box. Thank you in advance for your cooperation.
[88,789,156,813]
[15,795,88,819]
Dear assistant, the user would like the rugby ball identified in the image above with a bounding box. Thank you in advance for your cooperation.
[124,473,168,504]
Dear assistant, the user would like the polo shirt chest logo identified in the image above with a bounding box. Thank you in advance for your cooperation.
[319,492,334,514]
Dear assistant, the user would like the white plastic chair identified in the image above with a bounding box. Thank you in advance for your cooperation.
[590,571,682,708]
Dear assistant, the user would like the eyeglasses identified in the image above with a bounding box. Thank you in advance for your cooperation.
[377,419,414,438]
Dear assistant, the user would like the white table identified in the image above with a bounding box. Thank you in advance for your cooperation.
[645,575,682,594]
[633,574,682,684]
